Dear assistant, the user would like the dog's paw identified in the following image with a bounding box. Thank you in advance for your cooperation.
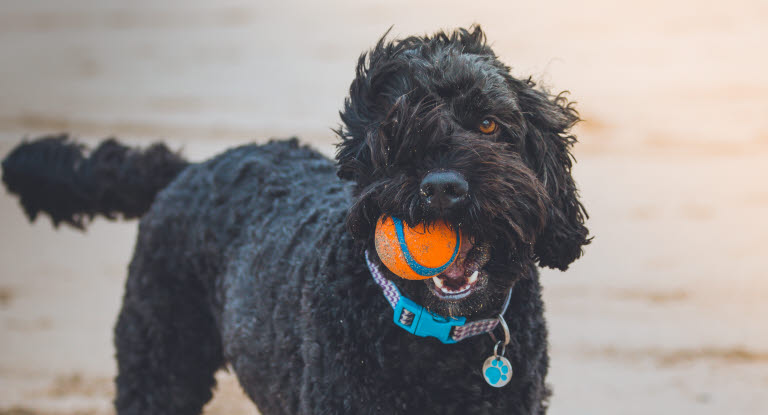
[484,359,509,385]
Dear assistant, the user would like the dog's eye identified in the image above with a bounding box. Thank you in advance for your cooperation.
[477,119,498,134]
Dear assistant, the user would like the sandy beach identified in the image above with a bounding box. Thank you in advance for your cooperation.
[1,1,767,414]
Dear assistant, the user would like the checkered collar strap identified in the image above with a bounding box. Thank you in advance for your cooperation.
[365,251,512,344]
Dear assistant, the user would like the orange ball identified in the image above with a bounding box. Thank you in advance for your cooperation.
[374,215,461,280]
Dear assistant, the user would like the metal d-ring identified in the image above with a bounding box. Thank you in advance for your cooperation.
[491,314,510,359]
[488,314,511,346]
[497,313,510,347]
[493,340,506,359]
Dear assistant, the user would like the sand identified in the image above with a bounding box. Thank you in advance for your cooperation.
[1,1,767,414]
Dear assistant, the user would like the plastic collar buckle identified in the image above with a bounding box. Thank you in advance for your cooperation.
[393,295,467,344]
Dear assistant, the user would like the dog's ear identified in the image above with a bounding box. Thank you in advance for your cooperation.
[335,30,405,184]
[515,80,590,270]
[335,120,373,184]
[334,51,376,184]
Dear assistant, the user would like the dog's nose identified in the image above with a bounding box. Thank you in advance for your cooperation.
[420,170,469,210]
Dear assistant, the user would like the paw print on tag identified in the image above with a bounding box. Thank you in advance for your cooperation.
[482,356,512,387]
[485,359,508,383]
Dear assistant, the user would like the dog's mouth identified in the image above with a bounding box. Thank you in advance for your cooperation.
[427,238,491,301]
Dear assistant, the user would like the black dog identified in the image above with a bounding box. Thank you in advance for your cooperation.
[2,26,589,414]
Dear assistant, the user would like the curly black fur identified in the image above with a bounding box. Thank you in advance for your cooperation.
[2,26,589,415]
[1,133,188,228]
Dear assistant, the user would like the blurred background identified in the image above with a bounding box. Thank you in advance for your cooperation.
[1,0,767,414]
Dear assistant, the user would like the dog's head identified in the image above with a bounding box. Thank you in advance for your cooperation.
[336,26,589,317]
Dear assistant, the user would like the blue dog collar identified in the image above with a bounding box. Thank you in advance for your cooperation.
[393,292,467,344]
[365,251,512,344]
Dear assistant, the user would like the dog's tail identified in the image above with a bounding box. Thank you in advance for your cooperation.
[1,134,189,229]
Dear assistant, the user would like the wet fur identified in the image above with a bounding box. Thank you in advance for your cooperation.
[2,26,588,414]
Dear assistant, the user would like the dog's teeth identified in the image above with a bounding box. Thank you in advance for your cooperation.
[432,273,477,297]
[432,276,444,288]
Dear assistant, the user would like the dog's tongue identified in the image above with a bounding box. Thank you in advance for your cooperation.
[441,237,473,279]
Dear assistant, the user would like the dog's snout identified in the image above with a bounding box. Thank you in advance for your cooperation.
[420,170,469,210]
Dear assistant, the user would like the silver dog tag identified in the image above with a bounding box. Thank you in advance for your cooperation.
[482,355,512,387]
